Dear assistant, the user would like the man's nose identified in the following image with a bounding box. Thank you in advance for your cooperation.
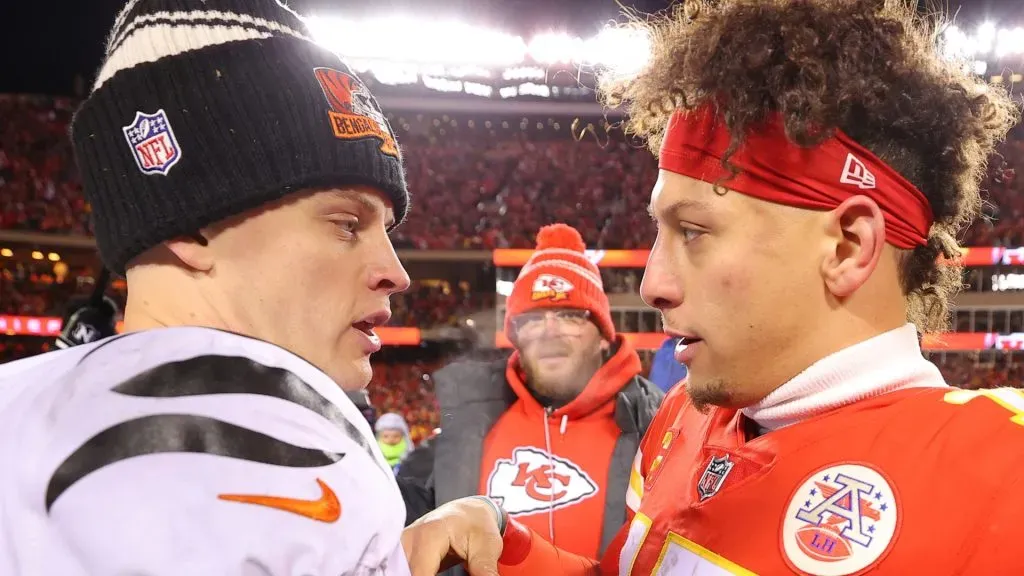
[640,237,683,311]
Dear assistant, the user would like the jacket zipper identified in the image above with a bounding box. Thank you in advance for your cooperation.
[543,406,555,543]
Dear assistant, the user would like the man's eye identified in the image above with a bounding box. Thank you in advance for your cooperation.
[681,227,705,243]
[334,217,359,237]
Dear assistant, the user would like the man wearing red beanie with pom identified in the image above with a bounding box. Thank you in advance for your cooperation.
[399,223,663,571]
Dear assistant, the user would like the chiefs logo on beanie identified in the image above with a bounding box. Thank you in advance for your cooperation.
[504,224,615,341]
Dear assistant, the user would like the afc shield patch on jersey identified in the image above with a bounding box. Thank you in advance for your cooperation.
[122,109,181,175]
[782,463,899,576]
[697,454,734,501]
[486,446,598,516]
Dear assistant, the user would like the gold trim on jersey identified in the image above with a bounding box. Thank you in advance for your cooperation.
[943,388,1024,427]
[624,512,758,575]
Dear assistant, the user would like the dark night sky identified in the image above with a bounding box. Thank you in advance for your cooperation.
[2,0,1022,96]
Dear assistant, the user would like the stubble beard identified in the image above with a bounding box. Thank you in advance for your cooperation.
[685,376,732,414]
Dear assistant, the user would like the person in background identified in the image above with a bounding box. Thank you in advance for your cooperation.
[647,336,688,392]
[400,223,664,570]
[376,412,413,473]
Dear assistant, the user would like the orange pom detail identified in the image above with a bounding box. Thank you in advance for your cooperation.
[535,223,586,252]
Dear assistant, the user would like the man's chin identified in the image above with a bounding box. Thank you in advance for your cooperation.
[683,376,734,413]
[330,355,373,391]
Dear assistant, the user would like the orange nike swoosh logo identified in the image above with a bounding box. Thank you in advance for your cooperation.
[218,478,341,523]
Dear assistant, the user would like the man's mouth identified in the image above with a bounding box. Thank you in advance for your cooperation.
[669,330,703,364]
[353,321,378,337]
[352,310,390,352]
[535,348,572,360]
[667,327,702,347]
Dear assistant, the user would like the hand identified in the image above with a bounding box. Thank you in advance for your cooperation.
[402,496,504,576]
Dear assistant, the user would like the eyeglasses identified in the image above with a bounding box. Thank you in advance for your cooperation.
[512,309,592,340]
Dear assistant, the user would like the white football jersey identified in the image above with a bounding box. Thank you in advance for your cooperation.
[0,326,411,576]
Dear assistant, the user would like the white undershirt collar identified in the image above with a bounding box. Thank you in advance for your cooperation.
[741,323,948,432]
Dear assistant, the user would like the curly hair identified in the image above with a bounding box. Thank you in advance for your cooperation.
[600,0,1019,333]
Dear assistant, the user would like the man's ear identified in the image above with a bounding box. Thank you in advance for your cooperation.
[165,233,214,272]
[820,195,886,298]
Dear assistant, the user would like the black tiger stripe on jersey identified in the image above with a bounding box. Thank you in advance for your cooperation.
[45,414,344,511]
[111,355,378,464]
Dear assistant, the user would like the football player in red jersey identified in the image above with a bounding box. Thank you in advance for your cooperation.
[401,1,1024,575]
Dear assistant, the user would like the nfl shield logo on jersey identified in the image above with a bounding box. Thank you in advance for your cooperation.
[122,109,182,175]
[697,454,734,501]
[782,463,899,576]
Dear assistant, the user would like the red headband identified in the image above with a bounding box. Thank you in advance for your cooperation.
[658,105,933,249]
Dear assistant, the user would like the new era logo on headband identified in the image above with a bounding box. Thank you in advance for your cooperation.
[122,109,181,176]
[840,153,876,190]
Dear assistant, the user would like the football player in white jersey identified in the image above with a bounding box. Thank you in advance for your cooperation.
[0,1,505,575]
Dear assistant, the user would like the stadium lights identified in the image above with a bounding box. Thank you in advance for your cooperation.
[422,75,464,93]
[307,15,527,67]
[580,26,652,78]
[306,14,1013,98]
[942,23,1024,61]
[518,82,551,98]
[528,32,584,65]
[304,15,652,79]
[503,66,546,81]
[464,81,494,97]
[447,66,493,79]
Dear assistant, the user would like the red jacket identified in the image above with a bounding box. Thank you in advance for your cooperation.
[480,337,643,559]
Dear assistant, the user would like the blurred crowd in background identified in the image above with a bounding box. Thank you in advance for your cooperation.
[2,94,1024,444]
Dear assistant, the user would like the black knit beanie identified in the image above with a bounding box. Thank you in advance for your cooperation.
[71,0,408,275]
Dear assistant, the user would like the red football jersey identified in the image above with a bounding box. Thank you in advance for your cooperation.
[610,384,1024,575]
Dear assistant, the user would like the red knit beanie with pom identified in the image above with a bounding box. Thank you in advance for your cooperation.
[504,223,615,342]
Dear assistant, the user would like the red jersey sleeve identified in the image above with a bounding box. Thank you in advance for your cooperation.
[497,519,601,575]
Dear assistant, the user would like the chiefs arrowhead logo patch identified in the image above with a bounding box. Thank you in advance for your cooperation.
[530,274,574,302]
[486,447,598,516]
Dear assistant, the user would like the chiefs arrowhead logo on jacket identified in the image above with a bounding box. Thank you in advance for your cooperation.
[486,447,599,516]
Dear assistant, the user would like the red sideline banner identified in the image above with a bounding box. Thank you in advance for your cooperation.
[493,246,1024,268]
[0,315,422,346]
[497,330,1024,352]
[3,315,1022,352]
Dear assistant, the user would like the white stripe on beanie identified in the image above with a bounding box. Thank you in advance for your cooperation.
[107,0,145,52]
[524,247,597,268]
[520,247,604,289]
[95,11,313,90]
